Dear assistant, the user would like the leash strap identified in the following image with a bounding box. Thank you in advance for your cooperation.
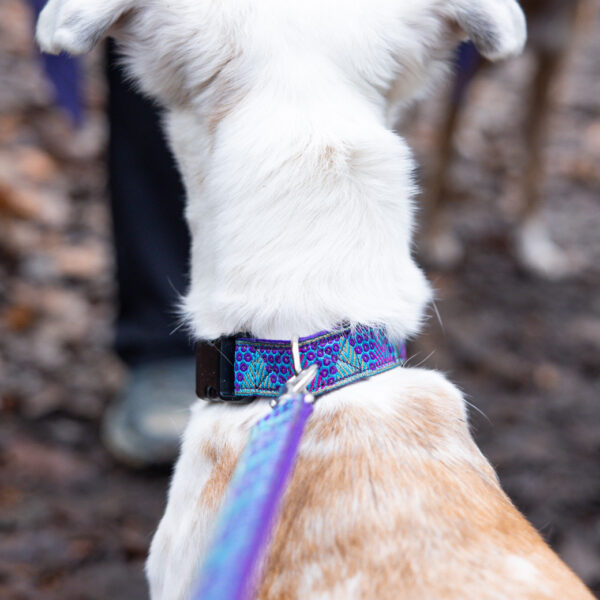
[192,391,314,600]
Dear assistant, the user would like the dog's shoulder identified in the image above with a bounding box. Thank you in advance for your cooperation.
[151,368,591,599]
[306,367,475,456]
[259,369,590,599]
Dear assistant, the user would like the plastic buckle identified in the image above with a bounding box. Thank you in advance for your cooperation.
[195,336,255,403]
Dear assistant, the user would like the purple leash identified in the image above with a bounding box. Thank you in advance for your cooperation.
[191,364,318,600]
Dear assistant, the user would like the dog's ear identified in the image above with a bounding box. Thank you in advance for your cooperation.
[444,0,527,61]
[36,0,136,55]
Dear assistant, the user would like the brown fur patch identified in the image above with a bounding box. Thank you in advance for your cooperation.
[198,386,593,599]
[198,441,237,512]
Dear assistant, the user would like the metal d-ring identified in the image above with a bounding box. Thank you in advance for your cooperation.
[291,335,302,375]
[269,337,317,408]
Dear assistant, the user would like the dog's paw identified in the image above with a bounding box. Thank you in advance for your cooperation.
[36,0,133,55]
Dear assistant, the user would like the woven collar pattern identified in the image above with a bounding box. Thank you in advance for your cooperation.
[233,327,406,398]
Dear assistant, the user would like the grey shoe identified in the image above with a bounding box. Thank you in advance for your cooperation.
[102,357,196,468]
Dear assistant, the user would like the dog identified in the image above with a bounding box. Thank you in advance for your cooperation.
[37,0,594,598]
[420,0,583,279]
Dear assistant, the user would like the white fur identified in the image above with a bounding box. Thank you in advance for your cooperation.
[444,0,526,61]
[36,0,527,344]
[36,1,530,599]
[147,398,271,599]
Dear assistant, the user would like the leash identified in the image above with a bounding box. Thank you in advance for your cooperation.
[191,360,318,600]
[192,329,406,599]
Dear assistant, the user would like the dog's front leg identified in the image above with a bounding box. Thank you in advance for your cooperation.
[147,400,270,600]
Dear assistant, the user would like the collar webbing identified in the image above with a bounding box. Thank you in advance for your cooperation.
[196,327,406,401]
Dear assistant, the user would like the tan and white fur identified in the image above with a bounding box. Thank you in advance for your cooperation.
[37,1,594,598]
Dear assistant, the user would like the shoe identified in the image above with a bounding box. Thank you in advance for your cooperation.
[102,356,196,468]
[420,228,465,270]
[514,218,580,281]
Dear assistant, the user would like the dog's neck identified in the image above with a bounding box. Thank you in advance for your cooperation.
[168,87,432,343]
[35,0,529,348]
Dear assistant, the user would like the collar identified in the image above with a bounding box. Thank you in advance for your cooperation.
[196,327,406,402]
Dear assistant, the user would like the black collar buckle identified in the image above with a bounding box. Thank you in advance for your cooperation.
[195,336,255,403]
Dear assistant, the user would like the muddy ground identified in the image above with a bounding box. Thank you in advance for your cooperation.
[1,0,599,598]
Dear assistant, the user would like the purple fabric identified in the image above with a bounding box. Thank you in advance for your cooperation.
[192,393,314,600]
[233,327,405,397]
[29,0,84,125]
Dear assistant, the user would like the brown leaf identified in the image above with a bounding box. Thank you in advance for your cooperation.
[0,304,36,332]
[51,244,108,280]
[6,439,96,485]
[14,146,60,183]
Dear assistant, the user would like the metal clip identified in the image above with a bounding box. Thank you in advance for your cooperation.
[286,364,318,396]
[291,335,302,375]
[270,335,318,408]
[270,364,318,408]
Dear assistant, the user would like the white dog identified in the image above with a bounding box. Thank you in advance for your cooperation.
[38,1,593,598]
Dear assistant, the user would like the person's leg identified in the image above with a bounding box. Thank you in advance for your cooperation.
[420,42,484,269]
[513,3,581,279]
[103,43,195,467]
[106,42,191,364]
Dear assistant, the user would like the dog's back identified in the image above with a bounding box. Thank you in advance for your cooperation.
[260,369,591,599]
[153,368,592,599]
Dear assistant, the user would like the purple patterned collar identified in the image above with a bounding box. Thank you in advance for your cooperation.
[196,327,406,401]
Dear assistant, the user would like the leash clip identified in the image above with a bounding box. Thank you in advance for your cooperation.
[270,336,318,408]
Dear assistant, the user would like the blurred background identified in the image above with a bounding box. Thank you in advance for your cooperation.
[0,0,599,598]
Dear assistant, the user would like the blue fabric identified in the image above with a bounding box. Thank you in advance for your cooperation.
[451,41,483,107]
[29,0,83,125]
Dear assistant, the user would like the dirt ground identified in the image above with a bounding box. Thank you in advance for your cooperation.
[1,1,599,598]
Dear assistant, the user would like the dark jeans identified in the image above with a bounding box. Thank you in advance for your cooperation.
[106,45,192,366]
